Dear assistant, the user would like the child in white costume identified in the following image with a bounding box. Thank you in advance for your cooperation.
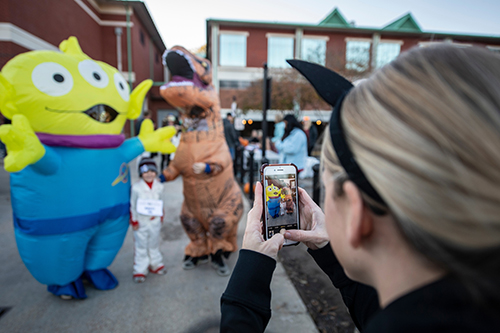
[130,158,166,283]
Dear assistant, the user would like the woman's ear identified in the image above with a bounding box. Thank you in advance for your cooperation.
[343,181,374,248]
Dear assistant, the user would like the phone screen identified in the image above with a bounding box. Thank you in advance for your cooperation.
[263,165,299,243]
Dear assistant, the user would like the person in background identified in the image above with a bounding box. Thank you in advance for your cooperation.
[270,114,285,154]
[161,114,181,169]
[302,117,318,156]
[130,158,166,283]
[223,112,239,160]
[220,45,500,332]
[135,110,151,136]
[275,114,307,172]
[231,96,237,115]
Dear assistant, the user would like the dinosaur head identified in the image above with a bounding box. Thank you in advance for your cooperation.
[0,36,152,136]
[159,46,217,121]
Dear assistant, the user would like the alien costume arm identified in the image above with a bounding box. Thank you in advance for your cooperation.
[119,137,145,163]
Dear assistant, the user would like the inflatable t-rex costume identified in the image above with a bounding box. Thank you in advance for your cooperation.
[159,46,243,276]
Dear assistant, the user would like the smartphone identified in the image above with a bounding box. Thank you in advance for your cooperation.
[261,163,300,246]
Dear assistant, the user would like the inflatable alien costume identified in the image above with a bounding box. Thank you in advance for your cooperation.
[0,37,176,299]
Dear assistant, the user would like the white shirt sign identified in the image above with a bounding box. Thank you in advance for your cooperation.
[137,199,163,217]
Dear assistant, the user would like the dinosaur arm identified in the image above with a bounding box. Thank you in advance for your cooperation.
[162,163,181,181]
[204,162,223,176]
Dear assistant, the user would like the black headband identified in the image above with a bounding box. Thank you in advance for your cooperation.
[287,59,386,205]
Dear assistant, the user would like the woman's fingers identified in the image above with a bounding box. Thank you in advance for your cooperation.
[285,229,314,242]
[247,182,263,230]
[298,187,318,207]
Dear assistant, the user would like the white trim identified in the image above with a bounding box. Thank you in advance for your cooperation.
[0,23,58,51]
[419,41,472,48]
[486,45,500,51]
[345,37,372,43]
[120,71,136,83]
[266,33,295,39]
[219,30,249,37]
[303,35,330,41]
[88,0,129,15]
[379,39,404,45]
[74,0,132,27]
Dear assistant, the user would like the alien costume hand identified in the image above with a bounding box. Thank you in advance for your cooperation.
[0,114,45,172]
[138,119,177,154]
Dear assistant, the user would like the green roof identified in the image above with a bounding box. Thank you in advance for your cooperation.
[382,13,422,32]
[318,8,351,28]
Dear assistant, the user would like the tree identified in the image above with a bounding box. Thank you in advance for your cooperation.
[239,69,329,112]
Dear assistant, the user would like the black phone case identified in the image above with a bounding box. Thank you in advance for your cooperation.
[260,163,300,246]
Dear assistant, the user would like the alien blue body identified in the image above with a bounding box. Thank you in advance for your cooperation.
[11,137,144,298]
[267,196,281,219]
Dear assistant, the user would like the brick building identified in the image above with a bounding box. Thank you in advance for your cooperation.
[206,7,500,127]
[0,0,172,136]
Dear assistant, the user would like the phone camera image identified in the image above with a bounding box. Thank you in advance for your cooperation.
[264,172,298,240]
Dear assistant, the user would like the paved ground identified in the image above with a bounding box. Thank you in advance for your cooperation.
[0,156,318,332]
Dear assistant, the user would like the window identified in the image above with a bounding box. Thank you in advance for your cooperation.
[302,38,326,65]
[487,46,500,54]
[346,40,370,71]
[376,42,401,68]
[220,80,252,89]
[140,30,145,46]
[220,33,247,67]
[268,35,294,68]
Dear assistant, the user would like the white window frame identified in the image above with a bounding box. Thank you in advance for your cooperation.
[345,38,371,72]
[266,33,295,68]
[302,35,329,65]
[375,40,403,68]
[219,30,249,67]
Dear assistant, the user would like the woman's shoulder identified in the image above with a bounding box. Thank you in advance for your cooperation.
[365,278,500,332]
[291,128,306,136]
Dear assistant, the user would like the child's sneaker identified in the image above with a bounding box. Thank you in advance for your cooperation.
[133,274,146,283]
[149,265,167,275]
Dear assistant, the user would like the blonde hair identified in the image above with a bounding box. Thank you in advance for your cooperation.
[322,45,500,299]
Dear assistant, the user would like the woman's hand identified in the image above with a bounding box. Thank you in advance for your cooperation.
[285,187,329,250]
[242,182,285,260]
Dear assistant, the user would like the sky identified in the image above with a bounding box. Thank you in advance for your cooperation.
[143,0,500,51]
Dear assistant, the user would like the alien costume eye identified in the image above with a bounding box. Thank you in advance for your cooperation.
[114,73,130,102]
[32,62,74,96]
[78,60,109,88]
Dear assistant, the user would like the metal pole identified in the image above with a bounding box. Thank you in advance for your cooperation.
[239,149,245,185]
[126,2,135,137]
[261,64,269,165]
[249,150,255,201]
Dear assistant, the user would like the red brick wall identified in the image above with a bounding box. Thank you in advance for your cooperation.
[6,0,103,60]
[0,42,29,69]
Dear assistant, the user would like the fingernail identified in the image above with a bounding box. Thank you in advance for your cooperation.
[284,231,291,238]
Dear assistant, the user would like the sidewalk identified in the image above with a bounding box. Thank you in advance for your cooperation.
[0,157,318,332]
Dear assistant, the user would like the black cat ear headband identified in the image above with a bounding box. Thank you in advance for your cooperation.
[287,59,386,205]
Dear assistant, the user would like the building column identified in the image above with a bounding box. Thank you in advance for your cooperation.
[115,27,123,72]
[295,28,303,59]
[211,23,219,94]
[371,33,380,70]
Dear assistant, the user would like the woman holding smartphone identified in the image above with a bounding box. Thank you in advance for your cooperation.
[220,45,500,332]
